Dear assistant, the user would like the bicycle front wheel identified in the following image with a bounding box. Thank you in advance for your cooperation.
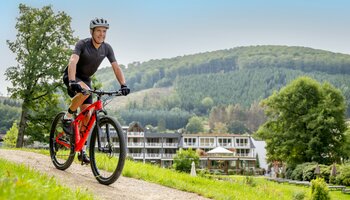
[49,111,75,170]
[89,116,126,185]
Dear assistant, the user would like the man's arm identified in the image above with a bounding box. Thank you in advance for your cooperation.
[68,54,80,81]
[111,61,126,85]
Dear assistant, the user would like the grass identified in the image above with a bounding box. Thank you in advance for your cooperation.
[0,157,94,200]
[13,148,350,200]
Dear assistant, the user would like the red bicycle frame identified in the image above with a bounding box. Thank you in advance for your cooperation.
[56,99,103,152]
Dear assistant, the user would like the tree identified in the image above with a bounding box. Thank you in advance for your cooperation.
[173,148,199,172]
[213,122,228,133]
[3,121,18,147]
[256,153,260,168]
[227,121,249,134]
[186,116,204,133]
[257,76,347,165]
[200,96,214,114]
[5,4,77,147]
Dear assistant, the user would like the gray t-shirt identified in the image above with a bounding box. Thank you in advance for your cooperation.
[73,38,116,80]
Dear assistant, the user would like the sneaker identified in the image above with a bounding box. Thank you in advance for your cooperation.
[78,151,90,164]
[62,114,73,135]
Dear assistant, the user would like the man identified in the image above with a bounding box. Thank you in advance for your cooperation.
[62,18,130,164]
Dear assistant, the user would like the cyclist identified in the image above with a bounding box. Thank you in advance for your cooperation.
[62,18,130,164]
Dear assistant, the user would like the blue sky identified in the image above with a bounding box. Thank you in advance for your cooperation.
[0,0,349,96]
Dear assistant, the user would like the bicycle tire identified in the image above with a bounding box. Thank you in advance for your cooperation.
[89,116,126,185]
[49,111,75,170]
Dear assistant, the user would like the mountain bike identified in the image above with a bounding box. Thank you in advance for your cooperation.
[49,89,126,185]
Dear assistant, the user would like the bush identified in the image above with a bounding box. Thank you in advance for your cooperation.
[173,148,199,173]
[244,176,256,187]
[329,176,336,185]
[319,165,330,183]
[292,191,305,200]
[285,167,294,179]
[336,165,350,186]
[197,169,210,177]
[3,121,18,147]
[303,164,330,182]
[310,178,330,200]
[291,163,315,181]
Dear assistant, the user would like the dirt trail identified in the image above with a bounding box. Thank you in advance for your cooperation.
[0,149,209,200]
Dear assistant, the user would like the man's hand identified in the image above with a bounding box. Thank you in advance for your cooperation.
[69,80,83,93]
[120,85,130,96]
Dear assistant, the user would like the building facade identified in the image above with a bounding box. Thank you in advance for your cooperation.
[124,123,257,171]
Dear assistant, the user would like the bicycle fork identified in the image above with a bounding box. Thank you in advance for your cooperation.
[96,114,113,154]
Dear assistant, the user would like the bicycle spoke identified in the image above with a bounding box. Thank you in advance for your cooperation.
[49,112,75,170]
[90,116,126,185]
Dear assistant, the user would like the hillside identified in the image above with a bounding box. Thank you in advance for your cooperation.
[96,45,350,91]
[105,87,173,111]
[96,45,350,115]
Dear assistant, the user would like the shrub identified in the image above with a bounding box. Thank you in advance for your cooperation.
[310,178,330,200]
[292,191,305,200]
[3,121,18,147]
[336,165,350,186]
[291,163,315,180]
[244,176,256,187]
[329,176,336,185]
[173,148,199,173]
[285,167,294,179]
[319,165,330,183]
[302,164,316,181]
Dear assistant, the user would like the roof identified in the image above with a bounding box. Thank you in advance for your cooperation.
[145,133,181,138]
[207,146,233,154]
[182,133,250,137]
[128,121,144,132]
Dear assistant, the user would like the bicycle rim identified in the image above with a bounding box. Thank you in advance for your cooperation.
[49,112,75,170]
[89,116,126,185]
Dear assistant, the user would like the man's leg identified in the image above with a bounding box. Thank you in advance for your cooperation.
[65,82,90,119]
[78,103,92,164]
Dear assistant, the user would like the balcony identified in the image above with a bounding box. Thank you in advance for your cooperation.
[128,153,143,159]
[145,143,162,148]
[127,142,144,147]
[235,143,250,147]
[183,142,197,148]
[235,153,254,157]
[218,143,233,148]
[127,131,144,137]
[163,143,178,148]
[199,143,216,148]
[145,153,161,159]
[162,154,176,159]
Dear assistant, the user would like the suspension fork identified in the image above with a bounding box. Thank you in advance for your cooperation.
[96,109,111,152]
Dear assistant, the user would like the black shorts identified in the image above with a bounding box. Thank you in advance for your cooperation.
[63,73,92,104]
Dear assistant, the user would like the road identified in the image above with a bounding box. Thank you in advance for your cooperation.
[0,149,209,200]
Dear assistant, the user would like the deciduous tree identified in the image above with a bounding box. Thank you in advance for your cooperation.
[257,76,347,165]
[5,4,77,147]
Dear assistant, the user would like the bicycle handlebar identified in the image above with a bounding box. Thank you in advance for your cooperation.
[83,89,123,96]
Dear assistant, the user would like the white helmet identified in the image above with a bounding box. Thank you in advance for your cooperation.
[90,18,109,29]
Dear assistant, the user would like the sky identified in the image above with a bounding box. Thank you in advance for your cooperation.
[0,0,349,96]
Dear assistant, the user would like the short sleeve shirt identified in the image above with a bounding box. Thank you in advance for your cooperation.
[73,38,116,80]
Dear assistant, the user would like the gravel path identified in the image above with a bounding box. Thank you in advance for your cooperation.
[0,149,209,200]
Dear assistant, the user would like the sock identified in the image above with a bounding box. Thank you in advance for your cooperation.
[63,112,72,120]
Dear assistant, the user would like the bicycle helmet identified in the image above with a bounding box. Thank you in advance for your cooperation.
[90,18,109,29]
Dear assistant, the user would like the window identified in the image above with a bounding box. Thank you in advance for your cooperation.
[236,149,250,156]
[218,138,232,146]
[199,138,214,146]
[236,138,248,146]
[184,138,196,145]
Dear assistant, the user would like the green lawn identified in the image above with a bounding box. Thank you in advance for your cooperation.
[0,157,94,200]
[15,148,350,200]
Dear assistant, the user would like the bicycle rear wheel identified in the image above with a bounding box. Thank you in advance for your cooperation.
[49,111,75,170]
[89,116,126,185]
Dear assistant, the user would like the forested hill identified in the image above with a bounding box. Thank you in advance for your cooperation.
[96,45,350,92]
